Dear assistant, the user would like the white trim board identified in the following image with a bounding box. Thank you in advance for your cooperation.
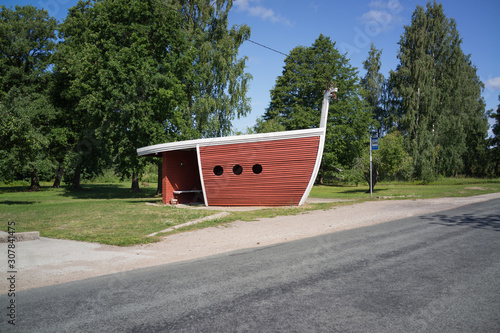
[137,128,325,157]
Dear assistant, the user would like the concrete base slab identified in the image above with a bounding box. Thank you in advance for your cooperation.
[0,231,40,243]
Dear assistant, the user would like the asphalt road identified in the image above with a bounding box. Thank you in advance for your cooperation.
[4,198,500,332]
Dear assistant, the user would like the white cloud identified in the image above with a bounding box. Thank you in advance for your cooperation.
[368,0,389,10]
[358,0,404,33]
[234,0,293,27]
[370,0,404,13]
[359,10,393,25]
[485,77,500,91]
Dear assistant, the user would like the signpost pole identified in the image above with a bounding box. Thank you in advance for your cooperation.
[369,136,378,198]
[370,138,372,198]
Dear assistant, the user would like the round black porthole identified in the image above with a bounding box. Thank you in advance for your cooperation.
[233,164,243,175]
[252,164,263,174]
[213,165,223,176]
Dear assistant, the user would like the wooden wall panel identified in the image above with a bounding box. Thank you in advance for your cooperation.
[199,136,320,206]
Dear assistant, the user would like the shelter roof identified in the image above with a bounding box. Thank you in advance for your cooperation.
[137,128,325,157]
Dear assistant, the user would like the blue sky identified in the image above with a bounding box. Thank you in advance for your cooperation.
[6,0,500,135]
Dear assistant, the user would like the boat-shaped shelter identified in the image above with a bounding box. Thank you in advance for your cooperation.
[137,87,337,206]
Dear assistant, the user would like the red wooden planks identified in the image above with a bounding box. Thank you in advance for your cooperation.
[199,136,320,206]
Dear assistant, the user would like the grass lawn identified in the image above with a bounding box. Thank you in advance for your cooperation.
[310,178,500,200]
[1,178,499,246]
[0,183,216,246]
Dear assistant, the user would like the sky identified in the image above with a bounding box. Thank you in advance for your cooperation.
[6,0,500,135]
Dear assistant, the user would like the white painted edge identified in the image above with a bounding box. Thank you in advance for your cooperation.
[173,190,202,194]
[196,144,208,207]
[299,130,326,206]
[137,128,324,156]
[299,88,334,205]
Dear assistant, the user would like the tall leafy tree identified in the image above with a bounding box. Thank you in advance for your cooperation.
[0,5,57,189]
[173,0,252,138]
[256,34,372,182]
[361,43,386,137]
[55,0,116,189]
[390,1,488,180]
[458,59,489,176]
[57,0,192,190]
[157,0,252,193]
[57,0,251,191]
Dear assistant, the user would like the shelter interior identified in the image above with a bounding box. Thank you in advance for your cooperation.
[162,150,203,205]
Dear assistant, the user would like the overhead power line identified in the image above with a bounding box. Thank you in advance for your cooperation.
[247,39,288,57]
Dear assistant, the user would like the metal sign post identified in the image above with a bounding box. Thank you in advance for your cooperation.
[369,138,372,198]
[370,137,378,198]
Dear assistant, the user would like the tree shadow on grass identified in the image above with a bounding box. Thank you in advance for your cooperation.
[422,214,500,232]
[60,184,158,200]
[0,186,37,194]
[331,187,386,195]
[1,184,158,201]
[0,200,37,205]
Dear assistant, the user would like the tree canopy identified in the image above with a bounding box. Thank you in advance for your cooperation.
[55,0,251,190]
[0,5,58,189]
[56,0,191,189]
[361,43,386,137]
[0,1,495,191]
[390,1,488,180]
[174,0,252,138]
[256,34,373,182]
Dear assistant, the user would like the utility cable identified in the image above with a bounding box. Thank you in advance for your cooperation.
[247,39,288,57]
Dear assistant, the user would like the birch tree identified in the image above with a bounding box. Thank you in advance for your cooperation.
[390,1,488,180]
[361,43,386,137]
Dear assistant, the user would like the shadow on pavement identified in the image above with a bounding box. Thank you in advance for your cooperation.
[422,213,500,232]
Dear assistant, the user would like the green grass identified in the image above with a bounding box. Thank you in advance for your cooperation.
[1,178,499,246]
[0,183,215,246]
[310,178,500,200]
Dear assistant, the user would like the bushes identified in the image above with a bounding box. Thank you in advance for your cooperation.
[350,132,413,189]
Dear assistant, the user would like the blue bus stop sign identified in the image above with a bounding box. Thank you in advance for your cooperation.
[371,137,379,150]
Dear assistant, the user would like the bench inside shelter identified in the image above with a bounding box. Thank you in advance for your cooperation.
[162,150,204,205]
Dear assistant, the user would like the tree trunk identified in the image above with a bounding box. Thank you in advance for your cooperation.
[131,171,141,193]
[30,169,41,191]
[316,166,324,185]
[52,165,64,188]
[71,163,82,189]
[156,160,162,196]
